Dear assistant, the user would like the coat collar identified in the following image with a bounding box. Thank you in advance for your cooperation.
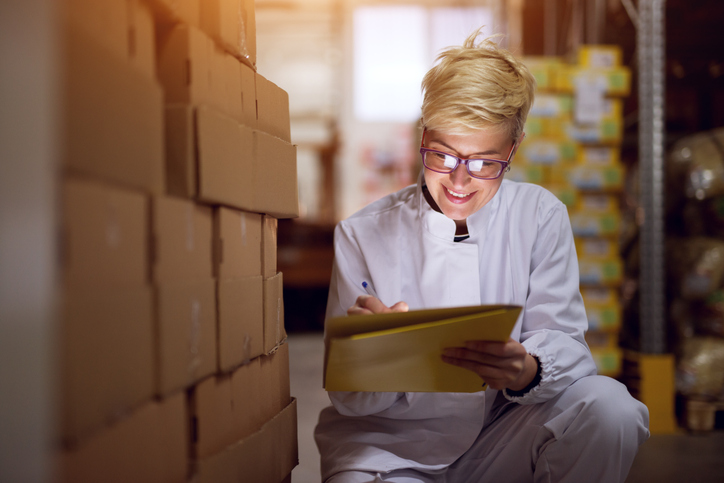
[415,171,502,241]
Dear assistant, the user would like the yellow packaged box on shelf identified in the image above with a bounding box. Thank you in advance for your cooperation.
[570,210,622,237]
[507,163,547,185]
[575,237,619,259]
[578,194,620,214]
[520,56,564,92]
[529,94,574,118]
[517,138,579,166]
[546,184,578,208]
[585,329,619,348]
[566,163,625,191]
[524,117,569,138]
[578,146,621,166]
[578,256,624,286]
[581,287,622,332]
[556,65,632,97]
[563,119,623,145]
[590,346,623,377]
[578,45,623,68]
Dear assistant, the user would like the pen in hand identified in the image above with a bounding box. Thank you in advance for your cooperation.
[361,281,379,299]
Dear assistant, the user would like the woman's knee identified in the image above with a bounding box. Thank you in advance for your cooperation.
[567,375,649,438]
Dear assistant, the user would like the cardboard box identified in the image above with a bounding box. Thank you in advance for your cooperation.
[260,343,291,417]
[164,105,256,210]
[64,0,128,61]
[253,131,299,218]
[242,0,256,66]
[199,0,249,59]
[146,0,200,26]
[240,63,257,127]
[193,399,298,483]
[57,392,188,483]
[255,73,291,142]
[197,107,255,210]
[214,207,262,279]
[62,178,148,287]
[155,280,217,396]
[191,358,265,459]
[263,272,286,354]
[60,285,154,442]
[63,27,165,194]
[262,215,278,278]
[127,0,157,80]
[157,24,214,108]
[151,196,213,283]
[217,276,264,371]
[165,105,197,198]
[221,53,243,122]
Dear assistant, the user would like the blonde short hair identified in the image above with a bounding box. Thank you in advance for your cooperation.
[421,28,536,141]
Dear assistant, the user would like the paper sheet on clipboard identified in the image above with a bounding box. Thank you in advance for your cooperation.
[323,305,522,393]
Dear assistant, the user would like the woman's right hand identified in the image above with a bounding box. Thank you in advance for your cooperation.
[347,295,409,316]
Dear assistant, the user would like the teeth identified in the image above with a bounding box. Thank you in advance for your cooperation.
[446,188,471,198]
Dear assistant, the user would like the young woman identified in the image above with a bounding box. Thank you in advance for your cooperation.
[315,29,649,483]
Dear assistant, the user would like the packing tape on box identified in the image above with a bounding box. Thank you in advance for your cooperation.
[189,298,202,374]
[241,213,247,246]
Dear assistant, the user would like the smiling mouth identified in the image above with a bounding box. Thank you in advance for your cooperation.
[446,187,472,199]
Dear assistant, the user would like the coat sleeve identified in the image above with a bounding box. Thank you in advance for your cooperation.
[503,202,598,404]
[324,221,402,416]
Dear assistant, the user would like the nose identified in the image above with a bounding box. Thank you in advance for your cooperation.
[448,160,471,187]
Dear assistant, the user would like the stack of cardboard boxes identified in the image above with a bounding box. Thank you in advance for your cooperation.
[513,46,631,378]
[56,1,298,481]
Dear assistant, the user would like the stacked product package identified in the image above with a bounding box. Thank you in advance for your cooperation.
[55,1,298,481]
[513,46,631,378]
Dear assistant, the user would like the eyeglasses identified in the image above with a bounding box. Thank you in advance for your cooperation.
[419,129,524,180]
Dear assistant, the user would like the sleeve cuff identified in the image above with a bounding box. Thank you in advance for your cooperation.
[503,354,542,401]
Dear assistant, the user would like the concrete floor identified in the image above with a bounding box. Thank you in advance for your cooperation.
[288,332,724,483]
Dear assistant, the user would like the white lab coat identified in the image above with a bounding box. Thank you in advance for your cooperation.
[315,176,598,478]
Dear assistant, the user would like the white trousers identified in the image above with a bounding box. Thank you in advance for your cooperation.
[327,376,650,483]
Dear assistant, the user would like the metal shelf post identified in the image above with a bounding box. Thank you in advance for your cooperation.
[638,0,667,354]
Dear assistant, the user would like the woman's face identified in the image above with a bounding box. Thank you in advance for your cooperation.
[422,128,515,223]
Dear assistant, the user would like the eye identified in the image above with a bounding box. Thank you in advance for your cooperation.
[442,154,458,169]
[468,160,484,171]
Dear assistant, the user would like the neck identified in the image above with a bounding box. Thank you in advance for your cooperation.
[422,183,469,235]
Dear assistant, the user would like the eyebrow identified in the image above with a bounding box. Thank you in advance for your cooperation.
[427,138,504,158]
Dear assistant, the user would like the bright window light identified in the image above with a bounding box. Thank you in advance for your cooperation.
[353,6,427,123]
[353,6,494,123]
[429,8,495,61]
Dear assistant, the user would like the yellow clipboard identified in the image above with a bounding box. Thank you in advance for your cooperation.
[323,305,522,393]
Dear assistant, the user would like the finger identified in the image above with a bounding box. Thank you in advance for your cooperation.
[390,301,409,313]
[442,348,525,373]
[464,338,526,358]
[347,305,374,316]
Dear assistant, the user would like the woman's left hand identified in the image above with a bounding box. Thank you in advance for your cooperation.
[441,338,538,391]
